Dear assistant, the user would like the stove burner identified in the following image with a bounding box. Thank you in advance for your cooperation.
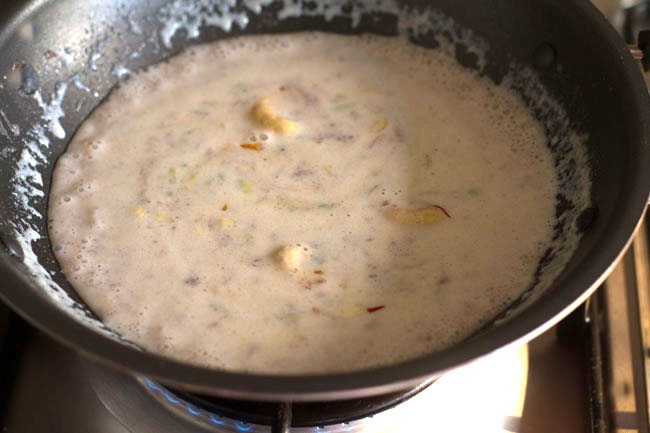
[83,358,435,433]
[174,381,433,428]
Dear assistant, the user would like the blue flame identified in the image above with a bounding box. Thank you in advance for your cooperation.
[235,421,253,431]
[142,378,352,432]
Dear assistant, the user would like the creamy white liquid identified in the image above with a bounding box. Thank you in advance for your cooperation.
[48,33,558,374]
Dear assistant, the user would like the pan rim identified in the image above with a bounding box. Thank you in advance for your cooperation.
[1,0,649,402]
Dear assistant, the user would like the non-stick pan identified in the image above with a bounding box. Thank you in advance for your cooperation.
[0,0,648,402]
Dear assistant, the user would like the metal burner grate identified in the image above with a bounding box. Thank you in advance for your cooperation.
[587,214,650,433]
[171,382,433,429]
[83,358,436,433]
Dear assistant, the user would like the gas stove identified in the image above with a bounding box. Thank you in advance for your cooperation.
[1,1,649,432]
[0,307,562,433]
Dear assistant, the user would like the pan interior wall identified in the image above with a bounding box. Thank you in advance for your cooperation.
[0,0,592,345]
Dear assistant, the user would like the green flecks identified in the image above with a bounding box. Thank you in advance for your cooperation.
[272,197,336,211]
[183,170,200,186]
[331,93,353,112]
[205,173,225,187]
[232,82,249,93]
[207,302,230,321]
[333,102,354,112]
[238,179,254,194]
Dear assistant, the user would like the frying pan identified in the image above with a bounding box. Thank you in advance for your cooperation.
[0,0,648,403]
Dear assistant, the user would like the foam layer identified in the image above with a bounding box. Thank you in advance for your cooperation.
[50,33,561,373]
[3,1,591,370]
